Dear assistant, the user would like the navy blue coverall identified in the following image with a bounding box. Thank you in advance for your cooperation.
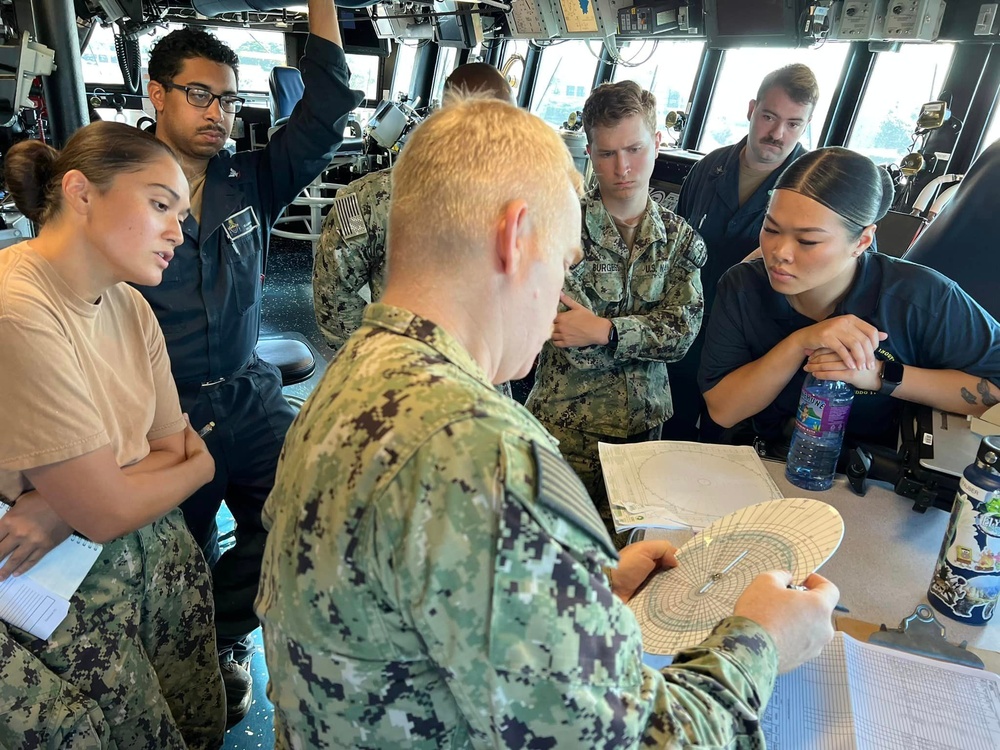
[664,136,806,441]
[135,35,363,652]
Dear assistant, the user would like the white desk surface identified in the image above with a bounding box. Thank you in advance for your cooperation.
[641,459,1000,654]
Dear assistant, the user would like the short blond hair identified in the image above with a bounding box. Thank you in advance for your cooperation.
[390,97,582,271]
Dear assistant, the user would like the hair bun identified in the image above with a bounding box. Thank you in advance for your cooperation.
[4,139,59,223]
[875,165,895,223]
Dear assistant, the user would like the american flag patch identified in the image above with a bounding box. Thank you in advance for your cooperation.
[332,193,367,240]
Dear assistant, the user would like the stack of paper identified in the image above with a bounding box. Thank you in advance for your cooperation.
[599,441,783,532]
[971,404,1000,438]
[0,502,102,639]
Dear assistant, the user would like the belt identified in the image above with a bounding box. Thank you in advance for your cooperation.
[178,355,256,393]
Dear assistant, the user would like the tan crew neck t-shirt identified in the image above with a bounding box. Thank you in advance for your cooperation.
[0,243,184,502]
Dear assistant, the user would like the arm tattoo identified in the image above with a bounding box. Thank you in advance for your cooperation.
[979,378,1000,407]
[961,387,977,405]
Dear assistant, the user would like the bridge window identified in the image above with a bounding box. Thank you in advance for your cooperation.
[81,24,124,85]
[530,41,600,128]
[698,44,850,154]
[848,43,955,166]
[610,39,705,147]
[390,41,421,101]
[429,47,460,107]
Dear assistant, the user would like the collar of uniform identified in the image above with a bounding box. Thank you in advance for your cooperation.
[362,302,495,389]
[583,189,666,256]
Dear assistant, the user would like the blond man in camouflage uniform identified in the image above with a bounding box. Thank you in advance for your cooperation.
[256,96,839,749]
[313,63,514,352]
[526,81,706,543]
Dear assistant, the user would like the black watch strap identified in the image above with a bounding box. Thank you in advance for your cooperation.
[607,322,619,349]
[878,360,904,396]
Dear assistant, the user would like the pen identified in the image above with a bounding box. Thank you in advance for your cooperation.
[197,421,216,438]
[788,584,850,613]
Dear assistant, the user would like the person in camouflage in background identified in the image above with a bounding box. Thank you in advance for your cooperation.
[526,81,707,544]
[312,63,515,352]
[256,95,839,749]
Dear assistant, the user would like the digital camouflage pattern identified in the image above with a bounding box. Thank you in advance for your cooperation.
[257,302,779,750]
[526,189,707,438]
[0,510,225,749]
[313,168,392,351]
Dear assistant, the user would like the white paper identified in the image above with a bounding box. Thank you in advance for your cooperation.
[0,573,70,639]
[599,441,783,531]
[763,633,1000,750]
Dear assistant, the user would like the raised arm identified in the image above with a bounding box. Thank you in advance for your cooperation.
[307,0,343,47]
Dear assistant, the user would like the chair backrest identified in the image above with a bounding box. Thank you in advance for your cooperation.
[904,139,1000,320]
[269,66,304,127]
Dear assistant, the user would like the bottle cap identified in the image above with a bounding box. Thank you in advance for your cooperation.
[978,435,1000,469]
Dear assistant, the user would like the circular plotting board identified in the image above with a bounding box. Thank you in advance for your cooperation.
[628,498,844,655]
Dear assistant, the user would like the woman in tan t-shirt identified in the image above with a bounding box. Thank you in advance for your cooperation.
[0,122,225,748]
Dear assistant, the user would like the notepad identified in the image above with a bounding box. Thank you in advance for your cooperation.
[0,501,102,639]
[762,632,1000,749]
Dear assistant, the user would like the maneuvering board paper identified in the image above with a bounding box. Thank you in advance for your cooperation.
[762,632,1000,749]
[599,441,783,532]
[0,501,102,638]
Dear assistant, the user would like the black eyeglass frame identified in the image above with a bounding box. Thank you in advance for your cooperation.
[159,80,246,114]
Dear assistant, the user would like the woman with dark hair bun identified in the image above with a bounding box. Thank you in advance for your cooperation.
[0,122,225,748]
[698,146,1000,451]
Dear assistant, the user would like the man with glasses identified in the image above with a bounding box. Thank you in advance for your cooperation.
[665,64,818,442]
[136,2,362,726]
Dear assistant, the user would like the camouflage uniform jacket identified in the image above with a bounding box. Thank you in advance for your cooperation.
[527,190,707,437]
[256,302,778,749]
[312,167,391,351]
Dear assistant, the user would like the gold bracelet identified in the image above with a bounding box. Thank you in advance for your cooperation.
[603,566,614,591]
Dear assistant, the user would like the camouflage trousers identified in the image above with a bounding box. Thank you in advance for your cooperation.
[0,509,226,749]
[544,422,663,550]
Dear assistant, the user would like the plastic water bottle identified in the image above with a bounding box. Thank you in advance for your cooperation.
[928,436,1000,625]
[785,375,854,491]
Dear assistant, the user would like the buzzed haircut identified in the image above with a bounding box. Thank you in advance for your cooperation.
[148,26,240,85]
[756,63,819,109]
[581,80,657,145]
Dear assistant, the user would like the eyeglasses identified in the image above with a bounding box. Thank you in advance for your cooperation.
[160,81,245,114]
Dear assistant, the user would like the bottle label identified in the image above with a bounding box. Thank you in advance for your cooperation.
[795,390,851,438]
[928,481,1000,625]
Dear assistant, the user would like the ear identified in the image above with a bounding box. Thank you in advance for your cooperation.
[854,224,876,255]
[60,170,93,216]
[747,99,756,122]
[495,199,529,277]
[147,79,167,115]
[653,130,662,150]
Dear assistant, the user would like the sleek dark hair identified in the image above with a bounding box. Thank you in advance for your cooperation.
[756,63,819,109]
[582,80,657,144]
[148,26,240,85]
[775,146,895,237]
[4,121,177,225]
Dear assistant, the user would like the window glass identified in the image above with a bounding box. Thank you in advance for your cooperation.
[81,23,124,85]
[429,47,459,107]
[529,41,600,128]
[698,44,850,153]
[345,53,380,126]
[611,40,704,146]
[501,40,529,101]
[848,44,955,166]
[390,41,421,99]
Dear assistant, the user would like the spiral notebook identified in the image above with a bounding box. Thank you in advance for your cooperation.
[0,501,102,639]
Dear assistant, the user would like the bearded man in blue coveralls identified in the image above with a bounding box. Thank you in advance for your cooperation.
[134,0,363,725]
[663,64,818,442]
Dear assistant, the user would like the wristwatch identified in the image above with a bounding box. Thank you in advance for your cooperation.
[607,322,619,349]
[878,360,904,396]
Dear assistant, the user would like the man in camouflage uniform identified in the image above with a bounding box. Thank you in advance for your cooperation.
[312,63,514,352]
[257,96,838,749]
[526,81,706,543]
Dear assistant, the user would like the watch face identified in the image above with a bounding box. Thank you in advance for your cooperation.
[882,360,904,385]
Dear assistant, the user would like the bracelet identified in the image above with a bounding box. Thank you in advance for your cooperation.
[603,566,614,591]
